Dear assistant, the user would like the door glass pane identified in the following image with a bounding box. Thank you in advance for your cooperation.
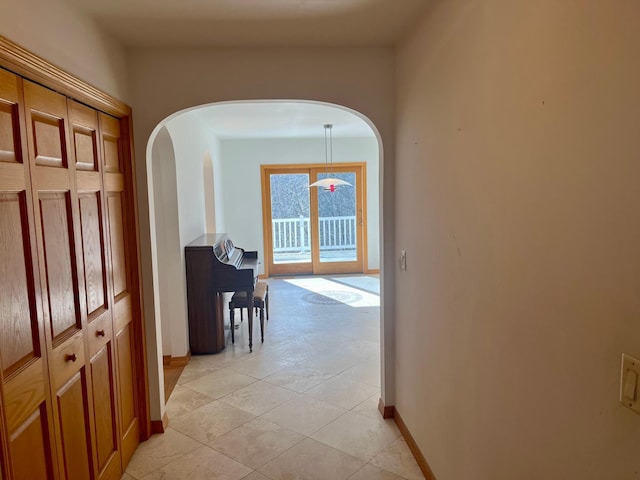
[270,173,311,264]
[316,172,356,263]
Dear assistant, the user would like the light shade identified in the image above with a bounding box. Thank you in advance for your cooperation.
[308,177,351,192]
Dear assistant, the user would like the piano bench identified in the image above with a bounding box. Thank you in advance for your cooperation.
[229,281,269,346]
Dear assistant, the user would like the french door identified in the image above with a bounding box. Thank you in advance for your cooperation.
[261,164,366,276]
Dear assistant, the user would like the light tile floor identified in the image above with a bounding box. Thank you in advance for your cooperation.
[123,276,425,480]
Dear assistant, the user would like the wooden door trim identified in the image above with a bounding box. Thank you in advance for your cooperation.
[262,162,366,170]
[0,36,151,443]
[260,165,273,278]
[117,113,151,441]
[361,162,369,276]
[0,36,130,117]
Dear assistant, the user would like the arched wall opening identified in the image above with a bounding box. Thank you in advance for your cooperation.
[144,99,390,420]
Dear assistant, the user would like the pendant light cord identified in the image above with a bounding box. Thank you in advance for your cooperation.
[324,123,333,175]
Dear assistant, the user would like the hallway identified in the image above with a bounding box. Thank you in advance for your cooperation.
[123,276,424,479]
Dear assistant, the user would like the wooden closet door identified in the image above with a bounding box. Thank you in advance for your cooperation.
[99,112,140,467]
[0,70,58,480]
[23,80,95,480]
[69,100,122,480]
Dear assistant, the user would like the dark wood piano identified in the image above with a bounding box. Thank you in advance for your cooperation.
[185,234,259,353]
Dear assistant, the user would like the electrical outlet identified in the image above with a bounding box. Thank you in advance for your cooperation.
[399,250,407,271]
[620,353,640,415]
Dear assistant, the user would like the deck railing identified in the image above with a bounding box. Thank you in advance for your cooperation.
[272,216,357,253]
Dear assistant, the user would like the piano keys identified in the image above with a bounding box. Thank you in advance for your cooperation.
[185,234,259,353]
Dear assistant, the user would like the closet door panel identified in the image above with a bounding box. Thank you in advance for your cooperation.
[0,71,41,377]
[116,325,135,432]
[69,100,122,480]
[70,101,109,327]
[107,193,127,297]
[101,127,120,174]
[27,85,68,170]
[39,192,80,338]
[73,126,98,172]
[0,192,37,374]
[115,323,137,464]
[4,360,45,432]
[24,80,95,480]
[0,98,19,164]
[0,69,57,479]
[79,193,106,316]
[32,114,65,167]
[24,81,84,343]
[71,104,109,323]
[55,370,93,480]
[10,405,54,479]
[50,332,94,480]
[90,345,118,474]
[101,112,139,467]
[109,191,138,466]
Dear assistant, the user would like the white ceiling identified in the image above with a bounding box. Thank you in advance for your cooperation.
[65,0,429,48]
[184,102,375,139]
[64,1,417,139]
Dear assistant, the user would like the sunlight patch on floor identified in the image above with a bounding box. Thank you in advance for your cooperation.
[329,276,380,295]
[284,276,380,307]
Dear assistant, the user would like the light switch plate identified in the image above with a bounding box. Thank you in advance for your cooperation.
[620,353,640,415]
[399,250,407,271]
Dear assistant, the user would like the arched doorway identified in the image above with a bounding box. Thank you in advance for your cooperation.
[144,100,389,420]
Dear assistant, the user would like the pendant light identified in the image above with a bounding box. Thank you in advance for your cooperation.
[309,124,352,192]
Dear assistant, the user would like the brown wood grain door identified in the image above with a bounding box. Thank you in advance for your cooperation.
[1,45,148,479]
[23,80,95,480]
[69,101,122,480]
[99,112,140,468]
[0,69,59,480]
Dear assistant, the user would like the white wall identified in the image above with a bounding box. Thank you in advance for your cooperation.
[395,0,640,478]
[0,0,129,100]
[212,137,226,233]
[166,114,208,246]
[129,46,397,419]
[159,112,222,357]
[150,113,225,363]
[220,136,379,273]
[151,127,181,355]
[204,135,226,233]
